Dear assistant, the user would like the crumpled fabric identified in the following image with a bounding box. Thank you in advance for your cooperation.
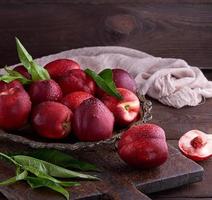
[11,46,212,108]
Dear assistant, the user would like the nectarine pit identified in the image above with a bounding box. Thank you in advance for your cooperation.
[191,136,206,149]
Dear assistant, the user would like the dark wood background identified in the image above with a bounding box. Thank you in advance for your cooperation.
[0,0,212,200]
[1,0,212,70]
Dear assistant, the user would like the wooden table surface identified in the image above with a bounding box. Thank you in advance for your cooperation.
[0,1,212,199]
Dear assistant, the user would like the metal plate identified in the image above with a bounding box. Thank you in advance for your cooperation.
[0,94,152,151]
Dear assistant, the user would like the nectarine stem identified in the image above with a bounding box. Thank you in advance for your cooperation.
[124,105,130,111]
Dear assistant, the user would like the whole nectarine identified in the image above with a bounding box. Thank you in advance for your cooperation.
[58,69,96,95]
[32,101,72,139]
[29,79,62,104]
[101,88,140,126]
[112,69,137,93]
[0,82,31,130]
[44,59,80,80]
[73,97,114,141]
[118,124,168,168]
[61,91,93,112]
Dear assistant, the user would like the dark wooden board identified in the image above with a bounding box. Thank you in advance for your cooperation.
[0,139,203,200]
[0,1,212,70]
[150,140,212,199]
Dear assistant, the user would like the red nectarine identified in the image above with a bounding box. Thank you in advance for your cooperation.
[0,82,31,130]
[58,69,96,95]
[101,88,140,126]
[112,69,137,93]
[44,59,80,80]
[32,101,72,139]
[73,97,114,141]
[29,79,62,104]
[118,124,168,168]
[13,65,31,79]
[61,91,93,112]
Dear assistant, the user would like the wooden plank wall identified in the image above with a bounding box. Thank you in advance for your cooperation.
[0,0,212,70]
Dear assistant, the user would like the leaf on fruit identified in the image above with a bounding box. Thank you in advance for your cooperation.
[0,67,31,84]
[99,69,117,90]
[0,152,20,166]
[29,149,98,172]
[85,68,122,99]
[15,38,33,69]
[15,37,50,81]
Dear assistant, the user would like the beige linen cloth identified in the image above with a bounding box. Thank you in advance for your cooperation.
[13,46,212,108]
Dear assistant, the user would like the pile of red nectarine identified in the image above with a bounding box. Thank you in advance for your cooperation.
[1,58,140,141]
[0,38,170,169]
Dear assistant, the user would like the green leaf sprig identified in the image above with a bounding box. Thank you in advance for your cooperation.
[15,37,50,81]
[0,67,32,84]
[0,38,50,84]
[29,149,98,172]
[0,150,99,200]
[85,68,122,99]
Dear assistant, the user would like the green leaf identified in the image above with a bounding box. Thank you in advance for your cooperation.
[85,68,122,99]
[15,37,50,81]
[99,69,117,90]
[57,181,80,187]
[30,62,50,81]
[12,155,99,180]
[26,176,70,200]
[21,164,80,188]
[0,67,32,84]
[0,170,28,186]
[0,152,87,200]
[15,37,33,69]
[0,152,79,188]
[16,166,22,175]
[29,149,98,172]
[0,152,20,166]
[22,165,65,183]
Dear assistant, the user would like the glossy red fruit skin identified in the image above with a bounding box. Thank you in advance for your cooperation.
[0,84,31,130]
[112,69,137,93]
[58,69,96,95]
[118,124,168,168]
[13,65,31,79]
[29,79,62,104]
[0,80,24,90]
[61,91,93,112]
[73,97,114,141]
[32,101,72,139]
[101,88,140,126]
[44,59,80,80]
